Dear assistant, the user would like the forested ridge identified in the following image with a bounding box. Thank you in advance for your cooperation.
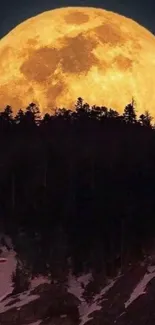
[0,97,155,281]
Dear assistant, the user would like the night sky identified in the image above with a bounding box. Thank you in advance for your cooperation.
[0,0,154,39]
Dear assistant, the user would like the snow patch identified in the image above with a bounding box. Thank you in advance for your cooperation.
[147,265,155,273]
[125,268,155,308]
[78,273,93,287]
[0,290,39,313]
[68,271,116,325]
[60,314,67,318]
[31,276,50,289]
[0,249,16,301]
[79,279,116,325]
[68,272,92,301]
[79,300,101,325]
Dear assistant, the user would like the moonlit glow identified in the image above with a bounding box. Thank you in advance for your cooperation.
[0,7,155,116]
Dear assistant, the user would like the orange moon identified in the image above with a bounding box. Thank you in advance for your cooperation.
[0,7,155,116]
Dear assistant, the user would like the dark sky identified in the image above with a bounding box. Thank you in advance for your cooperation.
[0,0,154,38]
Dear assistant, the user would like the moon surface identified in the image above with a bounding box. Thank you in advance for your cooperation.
[0,6,155,116]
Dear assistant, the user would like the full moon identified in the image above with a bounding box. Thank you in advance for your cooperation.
[0,7,155,116]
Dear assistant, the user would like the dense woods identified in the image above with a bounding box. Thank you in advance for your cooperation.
[0,97,155,282]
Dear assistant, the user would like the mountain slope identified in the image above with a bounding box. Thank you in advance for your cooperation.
[1,261,155,324]
[1,236,155,325]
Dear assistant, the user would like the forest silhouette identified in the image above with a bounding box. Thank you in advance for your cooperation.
[0,97,155,283]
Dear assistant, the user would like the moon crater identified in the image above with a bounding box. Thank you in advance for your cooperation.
[113,55,133,71]
[93,23,126,46]
[20,47,59,83]
[27,38,39,46]
[60,34,99,74]
[64,11,89,24]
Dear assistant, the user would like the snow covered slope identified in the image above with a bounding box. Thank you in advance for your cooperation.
[0,235,16,301]
[1,236,155,325]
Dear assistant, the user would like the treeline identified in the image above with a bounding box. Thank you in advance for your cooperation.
[0,97,155,280]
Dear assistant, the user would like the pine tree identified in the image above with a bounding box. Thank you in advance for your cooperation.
[123,100,137,124]
[139,111,152,127]
[12,259,31,294]
[75,97,83,110]
[15,109,25,124]
[25,102,41,125]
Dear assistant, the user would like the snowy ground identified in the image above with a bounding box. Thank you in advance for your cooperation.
[0,234,50,303]
[0,235,17,301]
[0,251,116,325]
[78,279,116,325]
[1,235,155,325]
[0,289,40,313]
[68,270,117,325]
[124,264,155,308]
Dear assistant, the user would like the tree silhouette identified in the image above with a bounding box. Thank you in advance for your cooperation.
[25,102,41,126]
[139,111,153,127]
[107,108,119,119]
[0,96,154,279]
[12,258,31,294]
[15,109,25,124]
[75,96,83,110]
[1,105,13,122]
[0,105,14,131]
[123,100,137,123]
